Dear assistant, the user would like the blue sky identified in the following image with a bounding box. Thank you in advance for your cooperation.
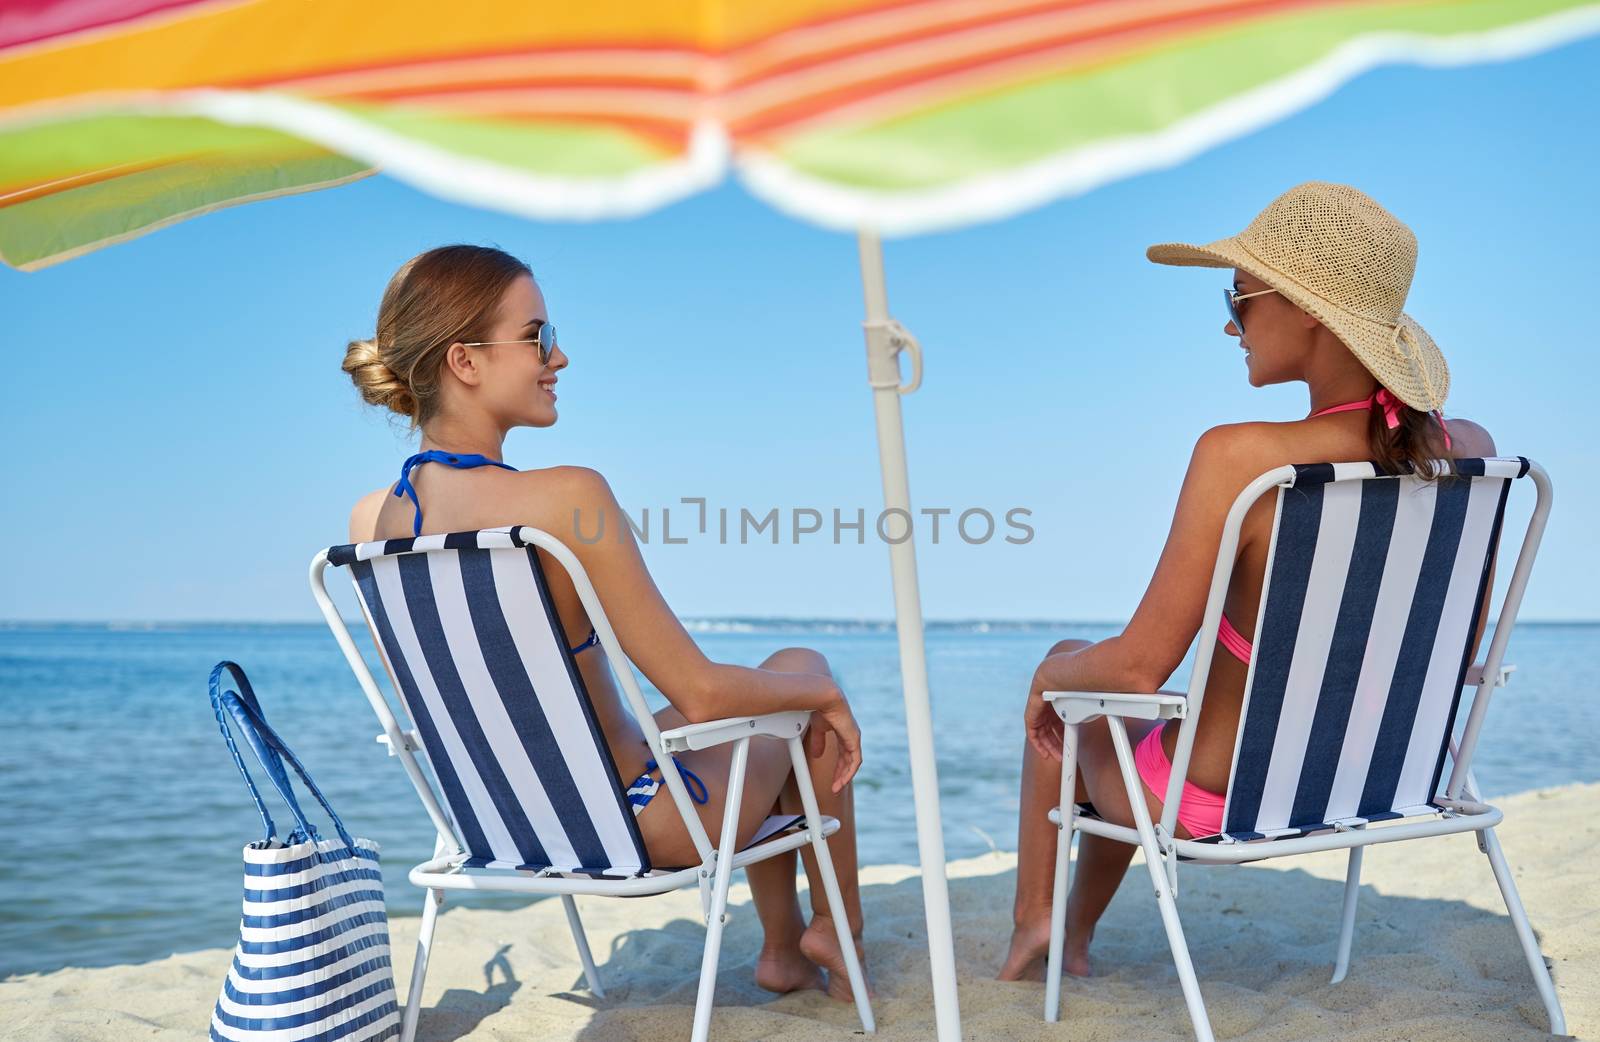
[3,36,1597,622]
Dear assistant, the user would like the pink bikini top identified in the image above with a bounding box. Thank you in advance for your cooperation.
[1217,389,1449,666]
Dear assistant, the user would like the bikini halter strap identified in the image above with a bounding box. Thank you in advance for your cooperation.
[1309,389,1451,450]
[394,450,518,536]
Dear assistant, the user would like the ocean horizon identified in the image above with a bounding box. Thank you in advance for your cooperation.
[4,617,1597,631]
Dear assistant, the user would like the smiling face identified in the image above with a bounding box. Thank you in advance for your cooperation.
[1225,268,1322,388]
[440,273,568,430]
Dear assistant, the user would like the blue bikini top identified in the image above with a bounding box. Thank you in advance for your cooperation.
[395,451,514,536]
[394,449,599,657]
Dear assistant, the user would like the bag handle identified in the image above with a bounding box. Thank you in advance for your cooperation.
[208,661,359,855]
[209,661,283,842]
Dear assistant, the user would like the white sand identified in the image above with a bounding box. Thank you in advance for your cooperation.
[4,784,1593,1041]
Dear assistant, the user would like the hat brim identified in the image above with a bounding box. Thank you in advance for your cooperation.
[1145,238,1451,412]
[1146,238,1248,269]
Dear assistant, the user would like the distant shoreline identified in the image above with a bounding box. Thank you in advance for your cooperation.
[2,618,1596,632]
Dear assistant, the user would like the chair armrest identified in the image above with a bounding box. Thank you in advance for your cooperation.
[1465,663,1515,688]
[660,710,811,753]
[376,729,421,756]
[1043,691,1186,726]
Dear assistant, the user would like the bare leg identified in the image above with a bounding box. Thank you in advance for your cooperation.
[746,846,822,993]
[1001,640,1168,981]
[641,647,856,996]
[790,736,869,1002]
[1001,640,1089,981]
[760,648,869,1003]
[639,701,811,993]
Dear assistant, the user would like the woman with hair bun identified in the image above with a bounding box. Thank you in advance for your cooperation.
[344,244,869,1000]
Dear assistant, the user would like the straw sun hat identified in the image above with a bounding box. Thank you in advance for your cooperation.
[1147,181,1449,412]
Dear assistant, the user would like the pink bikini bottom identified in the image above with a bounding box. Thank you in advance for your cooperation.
[1133,725,1226,839]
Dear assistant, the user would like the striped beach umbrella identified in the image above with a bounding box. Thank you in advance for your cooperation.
[7,3,1597,1038]
[5,1,1599,269]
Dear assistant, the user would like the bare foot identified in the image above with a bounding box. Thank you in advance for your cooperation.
[997,920,1092,981]
[799,913,870,1003]
[755,943,825,994]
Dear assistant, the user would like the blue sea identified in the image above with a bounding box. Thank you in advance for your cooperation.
[1,620,1595,979]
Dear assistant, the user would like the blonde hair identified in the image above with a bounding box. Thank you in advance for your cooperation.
[343,245,532,426]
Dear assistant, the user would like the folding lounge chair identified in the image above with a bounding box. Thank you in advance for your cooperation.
[1041,457,1565,1042]
[310,525,875,1042]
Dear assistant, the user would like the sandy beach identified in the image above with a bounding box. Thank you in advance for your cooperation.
[5,783,1591,1041]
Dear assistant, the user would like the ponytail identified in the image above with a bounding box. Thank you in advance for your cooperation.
[1367,400,1451,479]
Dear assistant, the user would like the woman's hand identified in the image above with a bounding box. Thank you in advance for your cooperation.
[806,683,862,793]
[1025,665,1065,763]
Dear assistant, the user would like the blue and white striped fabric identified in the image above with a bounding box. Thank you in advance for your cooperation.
[215,838,397,1042]
[208,662,399,1042]
[1218,458,1525,842]
[325,527,650,877]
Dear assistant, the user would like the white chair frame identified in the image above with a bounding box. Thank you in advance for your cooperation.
[1041,461,1565,1041]
[310,527,875,1042]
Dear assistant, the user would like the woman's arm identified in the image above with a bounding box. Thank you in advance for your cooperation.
[540,467,860,789]
[1025,424,1270,760]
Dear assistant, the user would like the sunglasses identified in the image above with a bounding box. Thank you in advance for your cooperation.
[462,319,558,366]
[1223,286,1277,335]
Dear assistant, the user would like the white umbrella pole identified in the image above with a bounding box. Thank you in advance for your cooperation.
[856,228,961,1041]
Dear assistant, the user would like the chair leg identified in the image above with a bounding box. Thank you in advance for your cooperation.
[561,894,605,998]
[1480,827,1567,1034]
[400,887,443,1042]
[1044,723,1079,1023]
[1331,845,1363,984]
[787,738,876,1034]
[690,737,749,1042]
[1107,720,1215,1042]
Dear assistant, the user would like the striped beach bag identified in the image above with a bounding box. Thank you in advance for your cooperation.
[208,661,400,1042]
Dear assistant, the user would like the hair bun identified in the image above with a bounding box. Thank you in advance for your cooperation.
[347,245,532,427]
[342,336,417,419]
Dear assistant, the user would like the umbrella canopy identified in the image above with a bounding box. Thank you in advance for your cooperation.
[4,0,1599,269]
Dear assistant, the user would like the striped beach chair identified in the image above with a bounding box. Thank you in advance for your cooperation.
[310,526,874,1042]
[1041,457,1565,1042]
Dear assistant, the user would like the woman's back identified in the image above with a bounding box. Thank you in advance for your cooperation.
[350,463,600,652]
[1178,407,1494,792]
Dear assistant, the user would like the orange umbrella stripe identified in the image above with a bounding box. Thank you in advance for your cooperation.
[230,0,1278,104]
[109,0,1336,141]
[450,110,694,154]
[344,87,702,124]
[726,0,1346,138]
[240,51,708,99]
[720,0,1345,89]
[0,156,179,207]
[247,0,1333,141]
[0,144,341,209]
[0,2,710,105]
[0,0,1328,112]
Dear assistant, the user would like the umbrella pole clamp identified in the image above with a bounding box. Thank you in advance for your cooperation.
[862,317,923,394]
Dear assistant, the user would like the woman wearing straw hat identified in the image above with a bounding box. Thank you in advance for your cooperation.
[998,181,1494,981]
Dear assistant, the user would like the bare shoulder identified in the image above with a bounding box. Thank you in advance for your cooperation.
[507,465,616,507]
[1443,415,1497,458]
[1194,420,1280,459]
[348,488,389,542]
[496,467,627,553]
[1190,421,1282,486]
[492,465,623,540]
